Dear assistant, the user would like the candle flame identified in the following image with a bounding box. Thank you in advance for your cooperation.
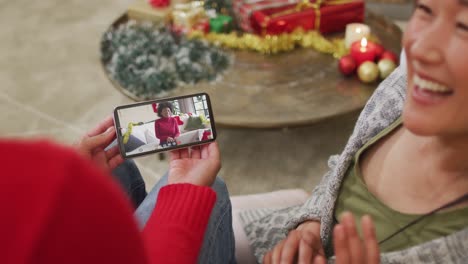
[361,38,368,47]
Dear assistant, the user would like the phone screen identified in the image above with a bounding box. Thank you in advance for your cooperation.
[114,93,216,159]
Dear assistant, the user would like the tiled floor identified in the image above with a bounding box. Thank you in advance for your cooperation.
[1,0,410,195]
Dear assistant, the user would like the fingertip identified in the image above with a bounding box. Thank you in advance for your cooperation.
[339,211,352,222]
[103,115,114,124]
[333,224,344,240]
[179,147,190,159]
[362,215,373,225]
[105,127,116,139]
[361,215,374,229]
[313,255,326,264]
[169,149,180,161]
[361,215,376,239]
[263,251,272,264]
[209,141,219,153]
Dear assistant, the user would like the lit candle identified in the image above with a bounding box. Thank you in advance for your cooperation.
[350,38,377,67]
[345,23,371,48]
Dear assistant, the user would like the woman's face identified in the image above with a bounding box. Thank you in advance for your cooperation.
[402,0,468,138]
[161,107,172,118]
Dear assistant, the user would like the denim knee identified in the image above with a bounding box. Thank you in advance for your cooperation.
[197,177,236,264]
[112,159,147,208]
[211,177,231,210]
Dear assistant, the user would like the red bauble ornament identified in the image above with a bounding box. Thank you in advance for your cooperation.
[339,55,357,76]
[380,51,398,64]
[368,42,385,60]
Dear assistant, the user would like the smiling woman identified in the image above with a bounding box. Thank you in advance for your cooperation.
[403,0,468,137]
[235,1,468,263]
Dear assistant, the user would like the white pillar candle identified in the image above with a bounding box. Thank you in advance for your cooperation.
[345,23,371,48]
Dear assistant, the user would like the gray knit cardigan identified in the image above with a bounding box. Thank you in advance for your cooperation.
[240,66,468,263]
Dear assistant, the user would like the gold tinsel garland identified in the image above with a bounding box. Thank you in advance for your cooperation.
[189,28,348,57]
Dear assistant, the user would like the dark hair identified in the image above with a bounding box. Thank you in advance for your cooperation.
[157,101,174,117]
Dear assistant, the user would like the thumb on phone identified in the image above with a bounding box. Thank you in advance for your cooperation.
[82,126,116,152]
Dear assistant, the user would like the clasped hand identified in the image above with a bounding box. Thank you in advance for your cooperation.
[264,212,380,264]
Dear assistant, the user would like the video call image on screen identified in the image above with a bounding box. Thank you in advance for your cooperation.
[116,94,214,156]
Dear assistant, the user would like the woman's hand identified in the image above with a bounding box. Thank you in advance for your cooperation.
[263,220,325,264]
[75,116,124,171]
[166,137,175,143]
[168,142,221,186]
[329,212,380,264]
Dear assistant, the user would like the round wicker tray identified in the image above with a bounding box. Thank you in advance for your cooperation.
[102,11,402,128]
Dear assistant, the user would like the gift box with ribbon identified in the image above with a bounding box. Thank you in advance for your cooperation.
[233,0,300,32]
[127,0,173,23]
[235,0,365,35]
[171,1,206,31]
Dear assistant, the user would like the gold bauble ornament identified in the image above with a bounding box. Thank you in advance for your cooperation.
[378,59,397,79]
[357,61,379,83]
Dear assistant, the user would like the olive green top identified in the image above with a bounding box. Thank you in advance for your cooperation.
[334,117,468,253]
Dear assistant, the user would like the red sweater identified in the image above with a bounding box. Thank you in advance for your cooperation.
[0,140,216,264]
[155,117,180,143]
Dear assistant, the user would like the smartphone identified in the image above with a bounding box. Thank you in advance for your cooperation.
[113,93,217,159]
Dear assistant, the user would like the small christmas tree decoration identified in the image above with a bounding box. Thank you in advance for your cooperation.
[378,59,397,79]
[357,61,379,83]
[209,15,232,33]
[338,55,357,76]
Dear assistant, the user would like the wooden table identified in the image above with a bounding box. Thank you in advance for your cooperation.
[103,12,402,128]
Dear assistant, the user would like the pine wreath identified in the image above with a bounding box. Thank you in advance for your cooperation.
[101,21,231,99]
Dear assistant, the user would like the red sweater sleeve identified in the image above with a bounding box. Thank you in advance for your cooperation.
[0,140,148,264]
[0,140,216,264]
[143,184,217,264]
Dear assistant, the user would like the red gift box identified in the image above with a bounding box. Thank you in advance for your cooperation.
[250,0,365,35]
[233,0,299,32]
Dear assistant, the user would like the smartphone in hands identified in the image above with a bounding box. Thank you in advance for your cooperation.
[113,93,217,159]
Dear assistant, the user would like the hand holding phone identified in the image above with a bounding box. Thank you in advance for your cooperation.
[75,116,124,171]
[168,142,221,186]
[113,93,217,159]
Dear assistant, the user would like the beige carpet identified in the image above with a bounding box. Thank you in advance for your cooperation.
[0,0,409,195]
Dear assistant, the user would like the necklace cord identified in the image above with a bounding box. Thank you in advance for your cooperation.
[378,192,468,245]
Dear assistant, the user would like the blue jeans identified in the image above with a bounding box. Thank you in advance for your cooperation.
[111,160,147,208]
[135,174,236,264]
